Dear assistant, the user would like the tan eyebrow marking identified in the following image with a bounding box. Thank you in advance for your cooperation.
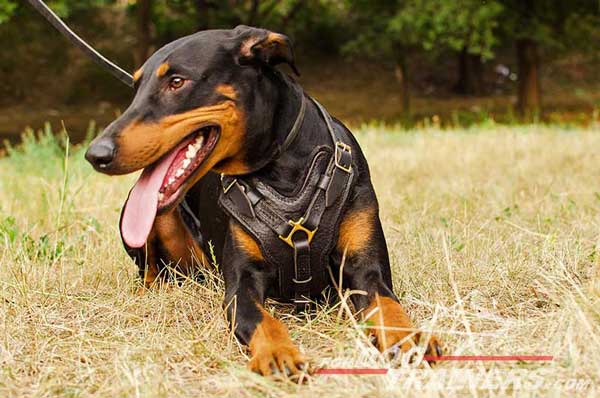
[215,84,238,100]
[133,68,143,82]
[156,63,170,78]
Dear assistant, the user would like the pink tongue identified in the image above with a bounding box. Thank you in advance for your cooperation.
[121,146,181,248]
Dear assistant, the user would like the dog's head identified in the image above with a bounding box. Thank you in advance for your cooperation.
[85,26,298,248]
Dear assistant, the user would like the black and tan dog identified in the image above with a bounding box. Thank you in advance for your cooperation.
[85,25,442,376]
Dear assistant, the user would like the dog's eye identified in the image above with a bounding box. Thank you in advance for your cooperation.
[169,77,185,91]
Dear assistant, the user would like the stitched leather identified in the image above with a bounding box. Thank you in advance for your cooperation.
[227,182,255,218]
[219,96,355,306]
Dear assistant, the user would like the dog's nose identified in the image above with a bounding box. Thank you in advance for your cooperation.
[85,138,116,170]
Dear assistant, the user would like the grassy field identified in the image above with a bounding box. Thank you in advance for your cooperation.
[1,125,599,397]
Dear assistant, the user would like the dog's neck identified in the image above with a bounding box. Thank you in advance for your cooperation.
[254,74,334,195]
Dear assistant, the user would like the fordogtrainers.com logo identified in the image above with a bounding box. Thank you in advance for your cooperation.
[315,349,592,394]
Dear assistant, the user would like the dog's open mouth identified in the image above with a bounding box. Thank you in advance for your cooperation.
[120,125,220,248]
[157,126,220,209]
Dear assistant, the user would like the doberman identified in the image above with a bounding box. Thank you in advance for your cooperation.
[85,25,442,377]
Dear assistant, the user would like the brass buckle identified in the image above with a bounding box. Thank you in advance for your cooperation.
[278,217,317,248]
[334,141,352,173]
[221,174,237,194]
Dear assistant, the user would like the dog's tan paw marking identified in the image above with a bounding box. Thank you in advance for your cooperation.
[248,308,308,377]
[365,294,443,364]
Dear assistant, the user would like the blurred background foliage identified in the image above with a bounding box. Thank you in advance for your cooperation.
[0,0,599,142]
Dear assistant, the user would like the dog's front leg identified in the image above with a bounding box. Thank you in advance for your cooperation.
[223,222,307,377]
[336,203,443,360]
[129,207,208,289]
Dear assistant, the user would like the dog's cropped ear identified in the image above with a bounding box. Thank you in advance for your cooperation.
[236,26,300,76]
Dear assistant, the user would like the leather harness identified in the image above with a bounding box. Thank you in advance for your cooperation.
[219,96,355,309]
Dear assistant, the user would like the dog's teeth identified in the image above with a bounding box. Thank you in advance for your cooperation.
[194,136,204,148]
[186,146,197,159]
[168,177,175,185]
[175,169,184,177]
[183,159,191,168]
[158,193,164,201]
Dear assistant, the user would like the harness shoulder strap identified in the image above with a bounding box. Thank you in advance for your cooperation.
[311,99,353,206]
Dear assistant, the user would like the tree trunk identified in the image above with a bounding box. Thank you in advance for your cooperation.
[279,0,303,28]
[134,0,152,68]
[247,0,260,26]
[194,0,210,31]
[472,53,484,95]
[516,38,541,118]
[455,46,484,96]
[394,57,411,123]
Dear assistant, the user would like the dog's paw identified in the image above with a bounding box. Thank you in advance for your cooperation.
[248,343,307,378]
[364,294,443,365]
[247,309,309,379]
[383,333,443,365]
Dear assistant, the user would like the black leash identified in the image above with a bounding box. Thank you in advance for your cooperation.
[25,0,134,87]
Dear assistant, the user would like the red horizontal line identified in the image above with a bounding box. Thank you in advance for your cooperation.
[423,355,554,361]
[315,368,388,375]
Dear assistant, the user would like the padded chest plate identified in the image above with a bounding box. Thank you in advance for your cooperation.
[219,146,354,301]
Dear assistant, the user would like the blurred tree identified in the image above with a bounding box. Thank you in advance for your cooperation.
[145,0,319,53]
[344,0,502,120]
[186,0,308,33]
[48,0,114,17]
[1,0,107,23]
[342,0,418,121]
[0,0,16,24]
[442,1,503,96]
[192,0,214,31]
[133,0,152,67]
[499,0,600,118]
[5,0,598,123]
[0,0,132,103]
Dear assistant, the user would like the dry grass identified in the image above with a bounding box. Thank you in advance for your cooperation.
[1,125,599,397]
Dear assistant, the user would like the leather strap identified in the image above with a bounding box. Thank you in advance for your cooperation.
[292,235,312,311]
[326,147,352,206]
[312,100,339,146]
[227,181,255,218]
[314,100,353,208]
[219,96,354,309]
[279,94,307,153]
